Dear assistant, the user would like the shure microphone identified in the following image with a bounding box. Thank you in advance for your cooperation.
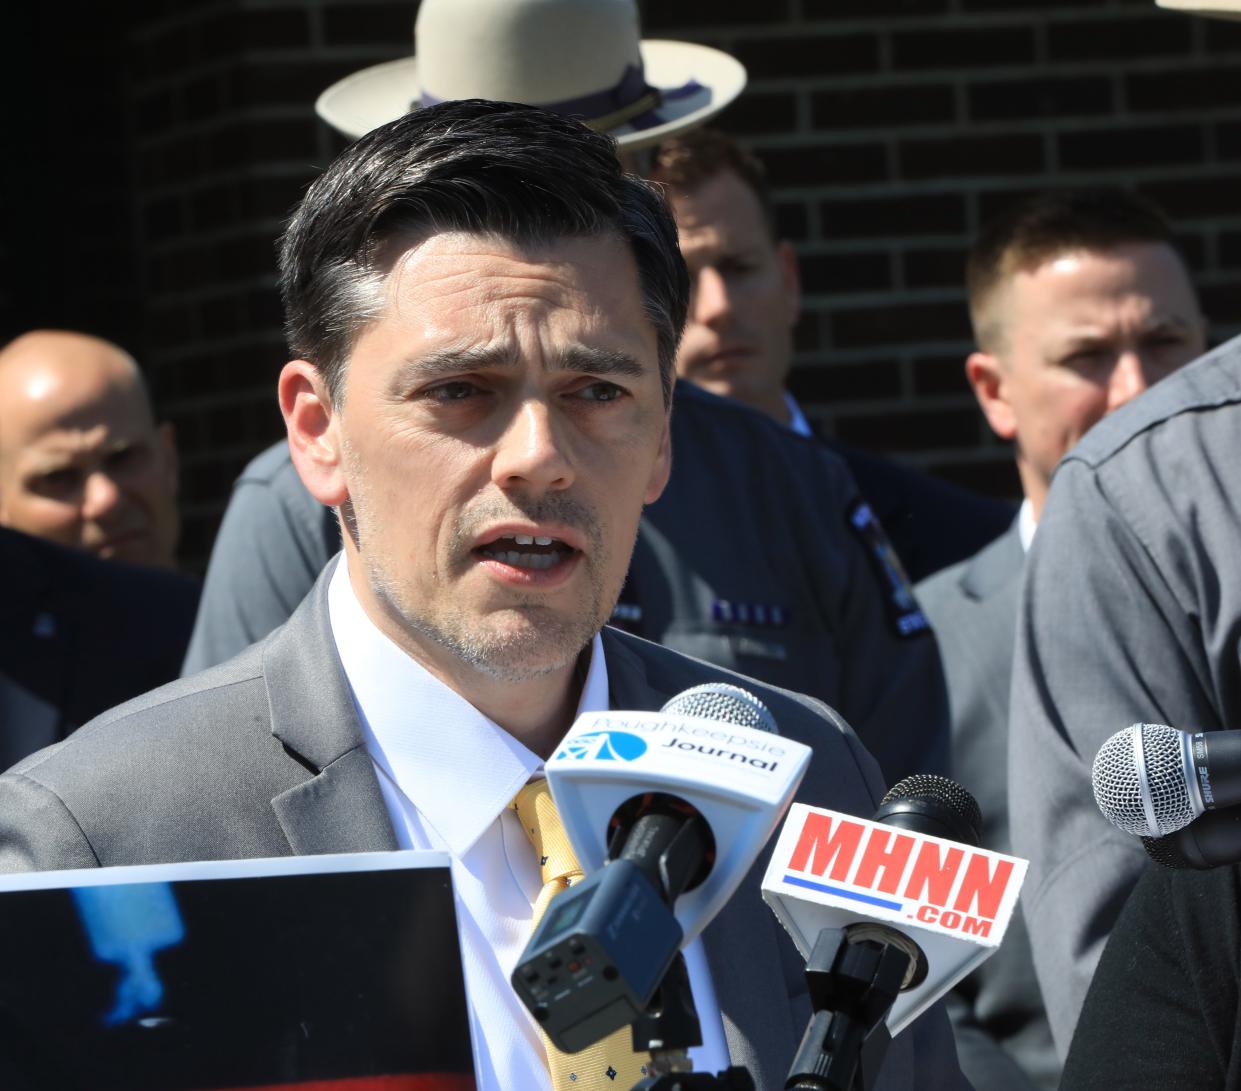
[511,683,811,1055]
[1092,722,1241,839]
[1142,803,1241,869]
[762,775,1026,1039]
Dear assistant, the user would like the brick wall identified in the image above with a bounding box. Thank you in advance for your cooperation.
[641,0,1241,497]
[7,0,1241,564]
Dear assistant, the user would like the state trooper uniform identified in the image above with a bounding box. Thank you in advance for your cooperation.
[1008,334,1241,1057]
[186,380,950,787]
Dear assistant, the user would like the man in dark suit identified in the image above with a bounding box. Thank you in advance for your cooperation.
[647,128,1014,582]
[915,188,1207,1088]
[0,525,199,768]
[0,102,966,1089]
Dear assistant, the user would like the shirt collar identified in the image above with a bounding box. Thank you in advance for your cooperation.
[1018,497,1037,553]
[784,392,814,438]
[326,556,610,857]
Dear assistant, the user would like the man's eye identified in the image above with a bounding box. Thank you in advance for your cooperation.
[577,382,625,402]
[427,381,480,402]
[105,445,146,472]
[31,468,81,496]
[1063,349,1106,370]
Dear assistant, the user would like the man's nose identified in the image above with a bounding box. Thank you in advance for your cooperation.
[491,400,575,493]
[691,266,732,327]
[81,470,122,519]
[1106,351,1150,413]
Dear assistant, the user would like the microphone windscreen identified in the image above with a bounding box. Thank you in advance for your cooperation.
[660,682,777,733]
[1092,723,1195,837]
[876,773,982,847]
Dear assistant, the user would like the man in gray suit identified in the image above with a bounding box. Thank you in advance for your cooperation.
[916,189,1206,1088]
[0,102,966,1090]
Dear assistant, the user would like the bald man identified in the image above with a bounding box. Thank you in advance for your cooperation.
[0,331,179,569]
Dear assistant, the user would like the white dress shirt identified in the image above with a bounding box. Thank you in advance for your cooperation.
[1018,497,1037,553]
[327,559,729,1089]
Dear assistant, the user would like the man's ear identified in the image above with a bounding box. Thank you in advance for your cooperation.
[156,421,179,496]
[279,360,348,506]
[965,350,1017,442]
[643,414,673,505]
[777,239,801,329]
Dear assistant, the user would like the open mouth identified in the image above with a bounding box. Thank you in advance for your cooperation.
[475,534,577,571]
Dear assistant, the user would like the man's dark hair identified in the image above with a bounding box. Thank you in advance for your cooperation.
[278,99,688,405]
[649,128,777,238]
[966,187,1184,351]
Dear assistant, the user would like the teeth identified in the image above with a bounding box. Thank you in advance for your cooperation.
[535,536,554,546]
[513,534,534,546]
[480,549,562,570]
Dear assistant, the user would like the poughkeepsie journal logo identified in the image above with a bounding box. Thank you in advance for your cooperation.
[555,731,649,762]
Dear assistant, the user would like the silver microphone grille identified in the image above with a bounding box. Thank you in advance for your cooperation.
[1092,722,1196,837]
[661,683,777,733]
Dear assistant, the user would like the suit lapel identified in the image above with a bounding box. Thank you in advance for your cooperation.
[602,628,802,1081]
[959,519,1024,602]
[263,560,398,856]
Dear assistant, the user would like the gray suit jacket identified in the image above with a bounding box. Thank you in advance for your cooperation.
[0,564,967,1090]
[1009,335,1241,1057]
[917,525,1056,1091]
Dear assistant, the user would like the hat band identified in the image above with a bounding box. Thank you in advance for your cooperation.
[420,64,703,132]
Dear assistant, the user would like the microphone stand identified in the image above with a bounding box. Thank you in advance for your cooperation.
[784,928,909,1091]
[624,809,753,1090]
[629,954,754,1091]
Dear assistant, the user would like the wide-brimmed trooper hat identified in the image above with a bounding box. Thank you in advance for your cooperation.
[1156,0,1241,17]
[315,0,747,149]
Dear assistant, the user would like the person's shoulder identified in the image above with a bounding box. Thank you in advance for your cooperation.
[1066,336,1241,471]
[826,434,1014,523]
[672,381,846,459]
[1,526,201,626]
[7,641,270,787]
[669,381,856,494]
[234,439,298,486]
[914,553,970,612]
[604,625,855,742]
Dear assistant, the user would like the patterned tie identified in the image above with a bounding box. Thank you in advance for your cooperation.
[512,779,652,1090]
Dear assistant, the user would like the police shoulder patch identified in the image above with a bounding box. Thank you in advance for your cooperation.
[847,499,929,639]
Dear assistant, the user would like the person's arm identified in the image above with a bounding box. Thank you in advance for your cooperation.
[182,447,338,676]
[815,476,951,786]
[1061,865,1238,1090]
[1008,454,1220,1057]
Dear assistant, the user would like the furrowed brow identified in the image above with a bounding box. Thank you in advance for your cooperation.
[395,345,648,385]
[394,345,519,385]
[557,347,647,380]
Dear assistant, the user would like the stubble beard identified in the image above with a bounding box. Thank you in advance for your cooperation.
[342,443,616,682]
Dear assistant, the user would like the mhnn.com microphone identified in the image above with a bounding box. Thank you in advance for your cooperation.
[762,776,1027,1090]
[511,683,811,1071]
[1092,722,1241,839]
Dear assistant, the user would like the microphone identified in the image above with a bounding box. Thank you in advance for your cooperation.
[1092,722,1241,839]
[1142,803,1241,869]
[511,683,811,1054]
[762,774,1026,1038]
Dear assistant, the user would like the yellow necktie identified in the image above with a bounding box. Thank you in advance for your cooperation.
[513,779,652,1090]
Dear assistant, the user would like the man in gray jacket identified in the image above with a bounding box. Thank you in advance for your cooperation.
[0,101,967,1091]
[917,188,1206,1086]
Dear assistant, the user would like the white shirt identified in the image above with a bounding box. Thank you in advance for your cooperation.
[1018,497,1037,553]
[327,559,729,1089]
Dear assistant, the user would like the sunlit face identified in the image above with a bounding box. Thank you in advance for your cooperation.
[971,242,1206,516]
[325,231,672,682]
[0,343,179,568]
[670,170,800,422]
